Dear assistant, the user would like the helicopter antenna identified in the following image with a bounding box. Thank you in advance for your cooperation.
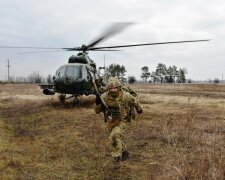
[7,59,11,82]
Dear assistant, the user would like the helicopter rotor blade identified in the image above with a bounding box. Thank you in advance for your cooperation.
[0,45,120,52]
[0,46,67,50]
[86,22,134,49]
[17,49,68,54]
[0,46,85,52]
[91,49,122,51]
[64,48,81,51]
[65,48,121,51]
[90,39,211,50]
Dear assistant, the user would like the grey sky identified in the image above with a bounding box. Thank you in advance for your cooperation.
[0,0,224,81]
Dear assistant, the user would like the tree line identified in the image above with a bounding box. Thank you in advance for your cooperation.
[3,63,186,84]
[4,63,221,84]
[140,63,187,84]
[105,63,187,84]
[5,71,53,84]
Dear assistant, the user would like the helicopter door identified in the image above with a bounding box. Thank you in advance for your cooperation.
[81,65,93,93]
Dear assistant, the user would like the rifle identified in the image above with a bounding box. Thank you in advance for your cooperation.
[96,94,110,122]
[92,81,110,122]
[87,69,110,122]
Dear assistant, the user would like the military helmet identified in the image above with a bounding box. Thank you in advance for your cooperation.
[106,77,121,89]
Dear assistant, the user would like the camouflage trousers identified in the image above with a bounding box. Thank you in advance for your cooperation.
[108,121,126,158]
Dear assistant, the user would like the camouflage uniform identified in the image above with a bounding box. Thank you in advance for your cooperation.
[122,85,137,97]
[100,84,138,121]
[122,85,138,120]
[94,77,142,161]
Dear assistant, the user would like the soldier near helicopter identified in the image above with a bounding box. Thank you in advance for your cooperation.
[94,77,143,165]
[98,77,138,120]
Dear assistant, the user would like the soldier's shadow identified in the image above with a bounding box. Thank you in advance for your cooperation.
[102,161,132,180]
[48,97,95,109]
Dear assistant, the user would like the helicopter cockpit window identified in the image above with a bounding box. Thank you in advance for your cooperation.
[65,66,74,77]
[65,66,82,79]
[57,66,66,77]
[73,66,82,79]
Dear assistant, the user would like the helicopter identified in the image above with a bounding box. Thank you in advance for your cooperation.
[40,51,103,103]
[0,23,210,103]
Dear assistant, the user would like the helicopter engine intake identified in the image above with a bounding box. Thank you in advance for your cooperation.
[43,88,55,95]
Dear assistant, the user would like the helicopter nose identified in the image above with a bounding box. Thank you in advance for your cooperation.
[64,77,72,85]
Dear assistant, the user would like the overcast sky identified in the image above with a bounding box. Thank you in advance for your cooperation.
[0,0,224,81]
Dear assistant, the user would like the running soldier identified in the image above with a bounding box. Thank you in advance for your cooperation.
[94,77,143,165]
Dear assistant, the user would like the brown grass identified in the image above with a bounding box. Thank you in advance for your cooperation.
[132,83,225,99]
[0,83,225,179]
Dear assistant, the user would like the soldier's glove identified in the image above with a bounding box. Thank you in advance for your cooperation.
[95,95,101,105]
[137,109,143,115]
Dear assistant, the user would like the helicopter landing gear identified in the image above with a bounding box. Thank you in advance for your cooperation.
[59,94,66,104]
[59,94,79,106]
[58,94,80,106]
[72,96,79,106]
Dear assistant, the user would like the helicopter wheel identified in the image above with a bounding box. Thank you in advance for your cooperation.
[59,94,66,103]
[72,96,79,106]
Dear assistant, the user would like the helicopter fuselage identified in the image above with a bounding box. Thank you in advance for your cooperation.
[40,52,102,98]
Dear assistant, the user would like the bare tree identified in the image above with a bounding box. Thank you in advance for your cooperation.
[27,71,42,84]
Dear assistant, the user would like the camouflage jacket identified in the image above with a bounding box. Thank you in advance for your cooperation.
[122,85,137,97]
[94,90,142,122]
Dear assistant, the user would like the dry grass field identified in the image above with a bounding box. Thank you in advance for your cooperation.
[0,83,225,179]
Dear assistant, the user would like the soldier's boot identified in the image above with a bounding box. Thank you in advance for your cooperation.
[112,156,121,169]
[121,150,129,161]
[113,156,121,164]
